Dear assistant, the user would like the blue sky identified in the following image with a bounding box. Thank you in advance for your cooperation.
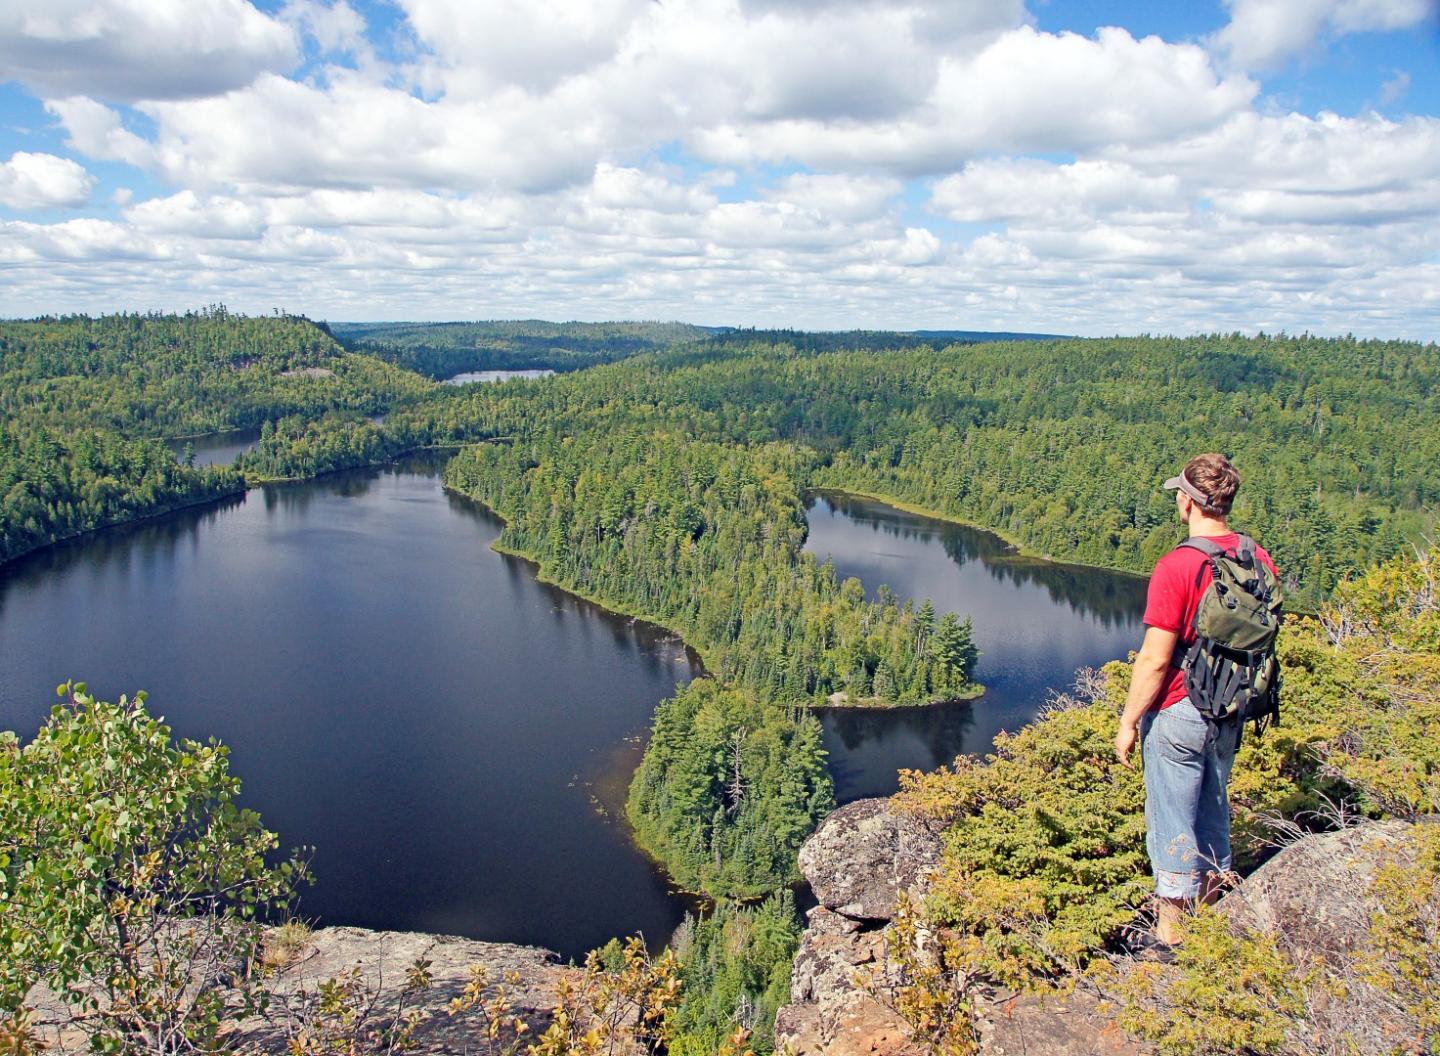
[1,0,1437,336]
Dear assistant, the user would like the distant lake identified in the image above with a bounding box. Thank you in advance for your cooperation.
[444,369,555,385]
[0,455,700,958]
[166,427,262,466]
[805,492,1147,802]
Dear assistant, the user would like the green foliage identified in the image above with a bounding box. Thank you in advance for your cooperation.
[1108,825,1440,1056]
[0,308,433,437]
[0,682,308,1053]
[530,936,683,1056]
[897,545,1440,1053]
[236,414,402,481]
[336,319,709,378]
[896,678,1151,986]
[626,681,833,896]
[1111,908,1307,1056]
[667,894,801,1056]
[870,895,980,1056]
[410,333,1435,602]
[1359,824,1440,1050]
[445,433,979,708]
[0,309,435,565]
[0,426,244,564]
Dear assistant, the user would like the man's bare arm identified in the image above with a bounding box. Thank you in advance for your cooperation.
[1115,625,1178,766]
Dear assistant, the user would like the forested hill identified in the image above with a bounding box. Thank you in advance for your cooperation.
[699,327,1067,352]
[412,332,1438,603]
[0,309,434,564]
[1,309,432,437]
[331,319,710,378]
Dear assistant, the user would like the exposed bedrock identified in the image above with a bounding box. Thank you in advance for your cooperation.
[776,797,1145,1056]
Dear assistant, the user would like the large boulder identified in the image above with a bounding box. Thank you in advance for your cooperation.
[778,798,1147,1056]
[1220,820,1416,964]
[798,798,944,921]
[773,906,1145,1056]
[1217,820,1435,1055]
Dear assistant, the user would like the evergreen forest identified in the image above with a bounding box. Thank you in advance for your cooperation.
[333,319,711,377]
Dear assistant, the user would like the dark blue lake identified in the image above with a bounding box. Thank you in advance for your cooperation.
[0,455,701,958]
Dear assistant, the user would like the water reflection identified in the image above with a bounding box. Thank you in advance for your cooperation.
[165,427,262,467]
[816,492,1145,628]
[818,700,977,802]
[806,492,1147,803]
[0,461,702,958]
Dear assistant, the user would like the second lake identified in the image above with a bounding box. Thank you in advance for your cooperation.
[808,492,1148,802]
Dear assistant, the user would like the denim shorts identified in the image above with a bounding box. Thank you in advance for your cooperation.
[1140,697,1241,899]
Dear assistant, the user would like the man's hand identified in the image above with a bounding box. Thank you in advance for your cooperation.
[1115,720,1139,767]
[1116,625,1177,768]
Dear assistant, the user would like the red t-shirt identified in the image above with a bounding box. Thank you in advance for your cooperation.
[1143,533,1279,710]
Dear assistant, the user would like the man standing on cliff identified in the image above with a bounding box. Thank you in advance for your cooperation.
[1113,453,1279,948]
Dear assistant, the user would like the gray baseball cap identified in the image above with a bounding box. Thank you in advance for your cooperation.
[1163,470,1210,505]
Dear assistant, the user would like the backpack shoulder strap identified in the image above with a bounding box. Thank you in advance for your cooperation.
[1176,538,1226,586]
[1176,537,1226,558]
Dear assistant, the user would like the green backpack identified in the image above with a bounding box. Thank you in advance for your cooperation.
[1175,535,1284,729]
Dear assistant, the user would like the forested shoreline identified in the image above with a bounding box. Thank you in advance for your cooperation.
[6,311,1437,894]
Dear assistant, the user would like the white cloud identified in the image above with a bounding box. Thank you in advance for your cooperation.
[0,0,297,103]
[125,191,266,239]
[2,1,1437,338]
[693,27,1256,174]
[39,8,1253,195]
[280,0,369,58]
[0,152,95,209]
[0,218,164,262]
[1112,111,1440,206]
[1211,0,1437,71]
[399,0,651,97]
[931,160,1182,225]
[762,174,902,221]
[45,97,157,168]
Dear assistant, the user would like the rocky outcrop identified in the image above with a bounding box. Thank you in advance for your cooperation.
[797,798,945,921]
[1216,820,1435,1055]
[1219,820,1414,964]
[774,906,925,1056]
[248,925,581,1053]
[775,798,1146,1056]
[25,926,580,1055]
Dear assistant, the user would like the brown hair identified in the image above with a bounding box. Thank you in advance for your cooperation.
[1185,453,1240,515]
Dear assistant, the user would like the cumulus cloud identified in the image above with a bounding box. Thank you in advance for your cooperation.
[931,159,1182,225]
[1211,0,1438,71]
[2,1,1437,337]
[0,0,297,103]
[46,97,156,168]
[0,152,95,209]
[693,27,1256,174]
[59,14,1254,197]
[762,174,902,221]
